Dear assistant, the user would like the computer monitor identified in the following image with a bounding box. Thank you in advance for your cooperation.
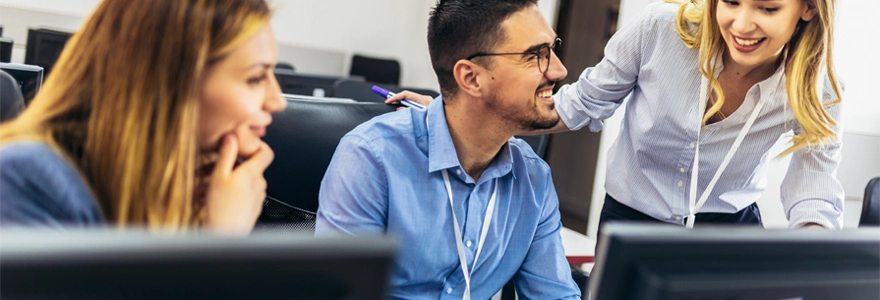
[24,28,72,77]
[0,62,44,105]
[589,223,880,300]
[274,69,359,97]
[1,229,397,299]
[0,37,12,63]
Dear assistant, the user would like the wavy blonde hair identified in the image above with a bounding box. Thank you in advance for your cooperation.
[666,0,841,156]
[0,0,271,232]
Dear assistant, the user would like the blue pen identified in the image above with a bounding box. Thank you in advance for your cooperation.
[371,85,425,110]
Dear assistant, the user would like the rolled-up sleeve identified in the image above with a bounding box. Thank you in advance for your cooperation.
[781,96,845,229]
[554,2,650,132]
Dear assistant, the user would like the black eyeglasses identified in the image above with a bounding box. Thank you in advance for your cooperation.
[466,38,562,74]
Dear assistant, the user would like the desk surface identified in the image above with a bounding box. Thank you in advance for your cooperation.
[561,227,596,264]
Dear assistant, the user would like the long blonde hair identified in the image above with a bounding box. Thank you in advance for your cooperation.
[667,0,841,156]
[0,0,271,231]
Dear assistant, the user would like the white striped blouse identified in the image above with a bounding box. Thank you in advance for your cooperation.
[554,2,844,229]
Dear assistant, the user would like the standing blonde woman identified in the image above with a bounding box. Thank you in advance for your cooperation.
[0,0,286,235]
[546,0,844,231]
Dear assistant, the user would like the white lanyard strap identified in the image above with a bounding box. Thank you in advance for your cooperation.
[441,169,498,300]
[687,76,767,228]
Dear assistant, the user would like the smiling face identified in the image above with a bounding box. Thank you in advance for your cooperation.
[716,0,817,69]
[482,5,567,131]
[198,24,286,158]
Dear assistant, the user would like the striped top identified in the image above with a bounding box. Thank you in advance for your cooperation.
[554,2,844,228]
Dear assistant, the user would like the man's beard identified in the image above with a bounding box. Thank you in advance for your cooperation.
[492,100,559,131]
[519,102,559,131]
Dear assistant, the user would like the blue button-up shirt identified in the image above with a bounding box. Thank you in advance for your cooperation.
[554,2,844,228]
[316,98,580,299]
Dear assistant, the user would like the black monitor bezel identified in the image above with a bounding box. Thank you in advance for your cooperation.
[0,62,44,105]
[589,223,880,300]
[1,229,397,300]
[23,27,72,76]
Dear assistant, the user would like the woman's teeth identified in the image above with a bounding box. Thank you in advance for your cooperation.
[735,37,762,46]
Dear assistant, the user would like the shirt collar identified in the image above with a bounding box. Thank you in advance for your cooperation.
[425,97,515,183]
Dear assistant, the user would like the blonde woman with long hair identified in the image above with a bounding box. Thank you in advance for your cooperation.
[0,0,286,235]
[542,0,843,231]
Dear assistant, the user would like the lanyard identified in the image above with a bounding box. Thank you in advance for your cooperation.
[687,75,767,228]
[441,169,498,300]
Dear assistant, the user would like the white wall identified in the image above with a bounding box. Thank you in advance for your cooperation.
[268,0,436,88]
[585,0,880,236]
[835,0,880,135]
[0,0,101,16]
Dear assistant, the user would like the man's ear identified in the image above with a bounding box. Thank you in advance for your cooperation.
[453,60,484,99]
[801,0,818,22]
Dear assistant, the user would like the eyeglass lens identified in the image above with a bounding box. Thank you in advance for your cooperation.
[539,38,562,73]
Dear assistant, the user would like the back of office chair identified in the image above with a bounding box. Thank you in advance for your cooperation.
[350,54,400,86]
[333,79,392,103]
[516,134,550,159]
[0,70,25,122]
[860,177,880,227]
[275,62,295,71]
[256,96,396,232]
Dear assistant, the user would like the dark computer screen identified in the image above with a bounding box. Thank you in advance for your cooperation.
[274,69,360,97]
[589,223,880,300]
[1,229,397,300]
[24,28,72,78]
[0,62,44,105]
[0,37,12,63]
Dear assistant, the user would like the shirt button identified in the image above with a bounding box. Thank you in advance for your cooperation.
[456,169,462,175]
[680,168,685,173]
[465,240,472,248]
[678,180,684,187]
[674,215,682,221]
[447,288,453,294]
[689,142,696,149]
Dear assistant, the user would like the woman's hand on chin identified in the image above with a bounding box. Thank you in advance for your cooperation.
[203,134,274,236]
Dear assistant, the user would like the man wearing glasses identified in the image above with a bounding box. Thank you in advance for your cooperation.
[315,0,579,299]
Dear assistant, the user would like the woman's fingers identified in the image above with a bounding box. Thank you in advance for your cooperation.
[213,135,238,178]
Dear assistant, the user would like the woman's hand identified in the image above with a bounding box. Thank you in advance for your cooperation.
[203,134,274,236]
[384,90,434,110]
